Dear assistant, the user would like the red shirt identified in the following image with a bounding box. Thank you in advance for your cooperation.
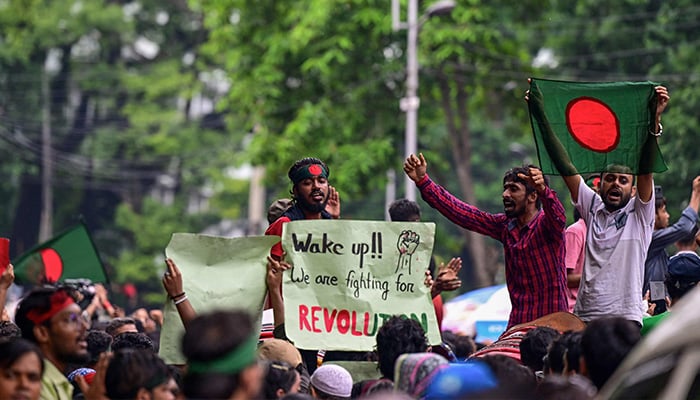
[417,175,568,329]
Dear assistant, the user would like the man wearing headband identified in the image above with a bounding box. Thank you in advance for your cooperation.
[404,154,568,329]
[543,86,670,326]
[15,287,89,400]
[265,157,340,260]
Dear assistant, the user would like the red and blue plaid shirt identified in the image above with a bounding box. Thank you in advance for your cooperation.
[417,175,568,329]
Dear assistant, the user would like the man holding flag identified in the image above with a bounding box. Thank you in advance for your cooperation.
[528,80,669,326]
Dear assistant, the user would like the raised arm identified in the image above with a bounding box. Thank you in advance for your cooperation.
[162,258,196,329]
[637,86,670,202]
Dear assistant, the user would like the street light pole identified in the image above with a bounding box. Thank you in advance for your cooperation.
[393,0,455,202]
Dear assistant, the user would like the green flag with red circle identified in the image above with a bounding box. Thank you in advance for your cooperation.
[528,78,667,175]
[12,222,108,285]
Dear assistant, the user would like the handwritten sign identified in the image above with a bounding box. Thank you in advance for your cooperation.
[159,233,279,364]
[282,220,440,351]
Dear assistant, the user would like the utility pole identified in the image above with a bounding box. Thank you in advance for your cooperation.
[39,65,53,241]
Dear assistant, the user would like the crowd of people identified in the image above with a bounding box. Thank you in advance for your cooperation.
[1,84,700,399]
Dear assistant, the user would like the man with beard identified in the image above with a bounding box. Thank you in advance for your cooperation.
[554,86,670,325]
[14,287,90,400]
[265,157,340,261]
[403,154,568,329]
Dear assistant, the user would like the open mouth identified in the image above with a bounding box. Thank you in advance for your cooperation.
[503,200,515,211]
[607,189,622,202]
[310,191,325,202]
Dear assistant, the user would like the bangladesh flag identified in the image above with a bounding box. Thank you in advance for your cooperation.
[528,78,667,176]
[12,222,108,285]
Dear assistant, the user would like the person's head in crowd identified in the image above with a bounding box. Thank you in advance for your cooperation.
[441,331,476,361]
[666,232,700,304]
[182,310,262,400]
[535,374,597,400]
[424,361,498,399]
[0,320,21,338]
[480,354,537,393]
[14,287,89,372]
[288,157,331,214]
[131,308,157,334]
[388,199,421,222]
[394,352,448,399]
[544,330,583,376]
[262,360,301,399]
[599,164,636,212]
[0,338,44,400]
[503,164,550,212]
[104,348,176,400]
[268,198,293,224]
[111,331,155,352]
[520,326,560,373]
[309,364,352,400]
[166,365,184,400]
[580,317,641,389]
[85,329,112,368]
[375,316,429,380]
[258,338,309,393]
[653,185,669,229]
[105,317,138,337]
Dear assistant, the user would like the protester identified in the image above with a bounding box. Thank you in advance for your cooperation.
[564,209,586,312]
[375,315,429,381]
[519,326,560,377]
[528,85,670,325]
[0,338,44,400]
[85,330,112,369]
[544,330,583,375]
[258,338,310,394]
[644,177,700,314]
[0,320,22,338]
[642,231,700,335]
[535,374,596,400]
[181,310,262,400]
[580,317,641,390]
[104,317,138,338]
[262,360,302,399]
[104,348,176,400]
[309,364,352,400]
[111,331,155,352]
[393,352,448,399]
[265,157,340,261]
[388,198,462,331]
[15,287,89,400]
[404,153,568,328]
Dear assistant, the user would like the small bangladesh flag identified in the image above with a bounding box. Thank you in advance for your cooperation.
[528,78,667,175]
[12,222,108,285]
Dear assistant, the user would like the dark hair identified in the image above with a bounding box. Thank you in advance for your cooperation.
[442,331,476,360]
[545,331,582,374]
[105,348,170,399]
[111,332,155,352]
[480,354,537,393]
[535,374,596,400]
[310,384,346,400]
[281,393,315,400]
[182,310,255,399]
[0,338,44,376]
[0,320,22,339]
[388,199,421,222]
[665,272,697,301]
[263,360,299,399]
[15,287,76,343]
[581,317,640,389]
[86,329,113,367]
[519,326,560,372]
[105,317,137,337]
[503,165,549,209]
[375,316,428,380]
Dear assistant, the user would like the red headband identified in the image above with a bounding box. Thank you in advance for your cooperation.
[26,290,75,325]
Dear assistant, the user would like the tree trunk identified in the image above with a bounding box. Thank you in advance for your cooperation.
[436,73,493,287]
